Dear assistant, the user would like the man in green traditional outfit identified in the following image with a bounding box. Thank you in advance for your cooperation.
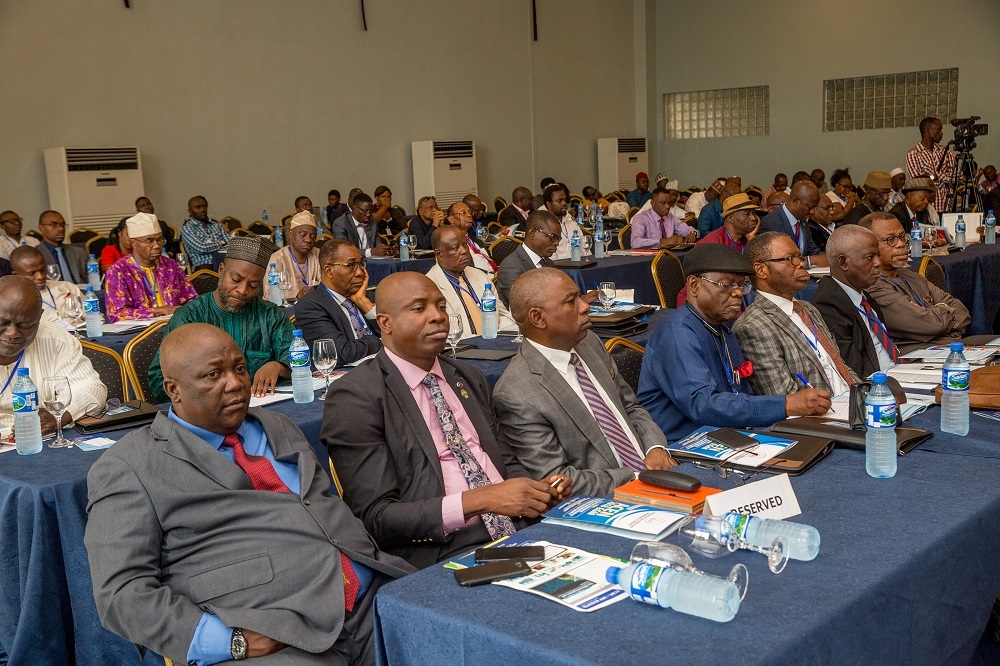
[147,235,294,402]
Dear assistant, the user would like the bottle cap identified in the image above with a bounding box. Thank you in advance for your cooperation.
[16,368,29,376]
[89,254,95,258]
[605,566,622,585]
[950,342,964,352]
[293,329,302,336]
[86,285,94,292]
[872,372,887,383]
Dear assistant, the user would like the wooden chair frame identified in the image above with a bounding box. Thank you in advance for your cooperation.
[123,320,169,402]
[80,339,131,402]
[650,249,685,309]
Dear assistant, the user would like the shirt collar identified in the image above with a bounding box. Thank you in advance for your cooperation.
[167,407,258,450]
[757,289,795,316]
[905,205,917,219]
[522,244,544,266]
[832,277,864,306]
[781,204,799,226]
[383,347,446,391]
[524,337,574,376]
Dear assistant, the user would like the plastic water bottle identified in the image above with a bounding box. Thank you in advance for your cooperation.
[289,329,314,404]
[941,342,970,435]
[576,203,585,228]
[267,263,282,305]
[13,369,42,455]
[481,284,498,339]
[717,512,820,561]
[595,209,604,237]
[594,213,605,258]
[954,214,966,249]
[261,209,269,227]
[84,286,102,337]
[273,226,284,249]
[474,220,486,242]
[399,233,411,261]
[985,210,996,245]
[570,230,581,262]
[910,220,922,258]
[321,208,329,233]
[588,202,597,226]
[865,372,897,478]
[605,562,740,622]
[86,254,101,290]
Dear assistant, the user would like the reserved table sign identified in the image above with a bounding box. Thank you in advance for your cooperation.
[704,473,801,521]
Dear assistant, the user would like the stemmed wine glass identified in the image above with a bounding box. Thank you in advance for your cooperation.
[313,339,337,395]
[63,295,84,338]
[177,253,190,274]
[630,541,749,601]
[407,235,417,255]
[512,324,524,344]
[278,272,293,306]
[42,376,73,449]
[447,314,464,357]
[46,264,61,281]
[598,281,616,311]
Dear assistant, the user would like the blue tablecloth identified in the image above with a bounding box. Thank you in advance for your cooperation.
[912,244,1000,335]
[365,257,436,287]
[561,255,660,306]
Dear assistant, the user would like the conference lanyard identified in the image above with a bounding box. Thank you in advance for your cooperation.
[880,274,925,307]
[855,303,885,329]
[0,350,25,397]
[41,286,57,311]
[289,251,311,286]
[443,272,480,307]
[686,303,740,392]
[133,257,159,300]
[324,285,370,334]
[723,228,746,253]
[795,312,822,358]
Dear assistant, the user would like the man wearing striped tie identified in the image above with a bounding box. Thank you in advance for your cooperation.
[494,268,677,497]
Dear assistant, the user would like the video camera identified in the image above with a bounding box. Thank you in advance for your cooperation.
[950,116,988,152]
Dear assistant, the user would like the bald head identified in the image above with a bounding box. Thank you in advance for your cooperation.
[9,245,45,270]
[509,268,589,349]
[787,181,820,220]
[512,187,533,210]
[375,272,439,318]
[766,191,790,209]
[374,272,449,369]
[9,246,48,289]
[509,268,560,324]
[826,225,876,265]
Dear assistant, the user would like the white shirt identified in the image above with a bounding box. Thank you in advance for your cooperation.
[0,234,40,260]
[554,214,590,261]
[524,338,646,467]
[831,278,895,372]
[328,289,376,340]
[685,191,709,216]
[39,280,84,330]
[521,244,546,268]
[756,291,850,395]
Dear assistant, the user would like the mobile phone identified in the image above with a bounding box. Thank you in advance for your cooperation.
[453,558,531,587]
[474,546,546,563]
[707,427,758,450]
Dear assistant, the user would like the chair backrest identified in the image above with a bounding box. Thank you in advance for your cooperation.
[26,229,42,241]
[86,236,109,260]
[280,211,296,227]
[651,250,685,308]
[568,193,583,205]
[315,233,334,249]
[248,221,273,236]
[220,216,243,231]
[493,196,508,212]
[70,228,99,245]
[231,228,254,237]
[604,337,645,394]
[618,223,632,250]
[81,340,130,403]
[487,221,505,235]
[488,237,522,264]
[123,320,169,402]
[625,206,640,223]
[919,256,948,291]
[605,192,622,203]
[189,268,219,295]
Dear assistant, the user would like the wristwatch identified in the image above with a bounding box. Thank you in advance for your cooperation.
[230,628,247,660]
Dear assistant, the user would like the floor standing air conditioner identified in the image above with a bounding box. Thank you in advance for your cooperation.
[597,138,648,195]
[411,140,477,211]
[43,147,144,233]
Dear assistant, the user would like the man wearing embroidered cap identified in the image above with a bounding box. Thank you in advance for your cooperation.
[147,234,294,402]
[105,212,198,323]
[268,210,321,301]
[888,168,906,208]
[842,171,893,226]
[626,172,651,208]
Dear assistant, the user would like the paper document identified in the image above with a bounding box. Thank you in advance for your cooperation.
[667,427,794,468]
[102,315,171,334]
[901,346,996,363]
[249,393,294,407]
[806,266,831,277]
[543,496,688,541]
[887,364,942,389]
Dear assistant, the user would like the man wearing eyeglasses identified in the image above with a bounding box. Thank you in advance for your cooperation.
[35,210,88,283]
[105,213,198,322]
[293,239,382,367]
[331,192,390,257]
[859,212,976,353]
[638,244,827,442]
[495,210,560,307]
[757,181,829,268]
[0,210,40,260]
[445,201,497,274]
[734,232,859,400]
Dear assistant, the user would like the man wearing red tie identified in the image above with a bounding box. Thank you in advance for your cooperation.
[757,180,829,268]
[446,201,497,274]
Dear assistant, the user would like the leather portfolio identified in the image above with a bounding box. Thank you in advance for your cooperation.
[770,416,932,455]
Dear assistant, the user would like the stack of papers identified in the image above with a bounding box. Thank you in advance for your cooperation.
[543,496,687,540]
[886,364,942,390]
[102,315,171,334]
[901,346,997,364]
[666,426,794,468]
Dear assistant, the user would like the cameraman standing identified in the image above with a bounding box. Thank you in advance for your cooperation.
[906,117,956,212]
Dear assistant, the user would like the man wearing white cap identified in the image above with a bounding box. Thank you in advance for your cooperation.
[638,178,686,220]
[887,168,906,208]
[105,212,198,322]
[268,210,321,300]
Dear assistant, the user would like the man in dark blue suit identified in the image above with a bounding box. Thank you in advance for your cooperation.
[757,180,829,267]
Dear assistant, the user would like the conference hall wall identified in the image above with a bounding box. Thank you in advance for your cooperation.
[2,0,637,231]
[649,0,1000,192]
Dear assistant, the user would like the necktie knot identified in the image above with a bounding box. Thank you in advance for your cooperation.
[222,432,241,449]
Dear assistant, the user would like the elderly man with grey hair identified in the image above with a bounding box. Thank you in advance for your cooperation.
[810,223,899,378]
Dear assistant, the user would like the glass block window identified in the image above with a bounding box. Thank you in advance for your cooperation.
[664,86,769,140]
[823,68,958,132]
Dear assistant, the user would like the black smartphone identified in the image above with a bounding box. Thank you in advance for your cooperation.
[707,427,758,450]
[453,558,531,587]
[474,546,546,563]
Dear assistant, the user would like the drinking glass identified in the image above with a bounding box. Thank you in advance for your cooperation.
[313,339,338,392]
[42,376,73,449]
[278,272,293,306]
[177,253,190,274]
[447,314,464,356]
[63,295,84,338]
[46,264,61,281]
[407,235,417,253]
[599,281,616,310]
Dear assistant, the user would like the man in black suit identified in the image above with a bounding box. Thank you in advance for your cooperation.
[322,272,568,569]
[325,189,349,232]
[409,196,446,250]
[888,178,934,233]
[757,180,829,267]
[806,193,836,253]
[495,210,560,307]
[498,186,535,236]
[331,193,389,258]
[811,224,899,377]
[35,210,87,283]
[293,239,382,367]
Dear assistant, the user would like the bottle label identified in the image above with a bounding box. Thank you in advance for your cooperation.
[721,512,753,545]
[84,299,100,314]
[289,349,310,368]
[267,273,279,286]
[865,402,897,428]
[12,389,38,413]
[571,237,580,247]
[911,229,922,241]
[956,222,966,232]
[481,298,497,313]
[626,562,664,605]
[88,263,98,274]
[942,368,970,391]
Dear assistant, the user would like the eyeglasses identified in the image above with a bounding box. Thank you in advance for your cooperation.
[759,254,806,267]
[40,221,66,228]
[0,217,22,225]
[133,236,166,247]
[697,275,753,294]
[879,233,910,246]
[533,229,562,243]
[327,260,367,272]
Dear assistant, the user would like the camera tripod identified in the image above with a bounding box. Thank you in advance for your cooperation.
[939,145,983,213]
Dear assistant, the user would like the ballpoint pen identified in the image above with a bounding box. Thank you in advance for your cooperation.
[796,373,835,413]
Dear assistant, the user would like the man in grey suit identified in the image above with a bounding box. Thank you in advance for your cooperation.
[331,193,389,258]
[734,232,859,400]
[86,323,412,665]
[322,272,568,569]
[495,209,560,307]
[35,210,88,283]
[494,268,676,497]
[757,181,829,268]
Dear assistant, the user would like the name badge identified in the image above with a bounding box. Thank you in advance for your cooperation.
[704,473,801,521]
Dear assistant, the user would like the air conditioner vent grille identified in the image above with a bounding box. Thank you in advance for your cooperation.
[617,138,646,153]
[65,147,140,169]
[432,141,475,159]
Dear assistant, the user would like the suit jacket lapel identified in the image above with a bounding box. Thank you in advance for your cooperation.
[377,353,445,487]
[756,295,827,378]
[156,413,254,490]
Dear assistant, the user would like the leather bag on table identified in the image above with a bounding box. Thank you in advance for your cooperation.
[934,366,1000,410]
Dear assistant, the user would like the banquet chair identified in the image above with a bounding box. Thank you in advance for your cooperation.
[70,228,99,245]
[328,460,345,498]
[918,256,948,292]
[220,216,243,232]
[651,250,685,309]
[493,196,508,212]
[86,236,109,261]
[279,211,296,227]
[123,320,169,402]
[625,206,640,223]
[81,340,131,403]
[603,337,645,394]
[605,192,622,203]
[489,236,522,264]
[189,269,219,295]
[618,223,632,250]
[487,221,505,235]
[315,233,334,249]
[230,228,253,237]
[248,220,273,236]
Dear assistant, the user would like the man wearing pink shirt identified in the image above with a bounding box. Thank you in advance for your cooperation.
[630,188,698,249]
[322,272,569,568]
